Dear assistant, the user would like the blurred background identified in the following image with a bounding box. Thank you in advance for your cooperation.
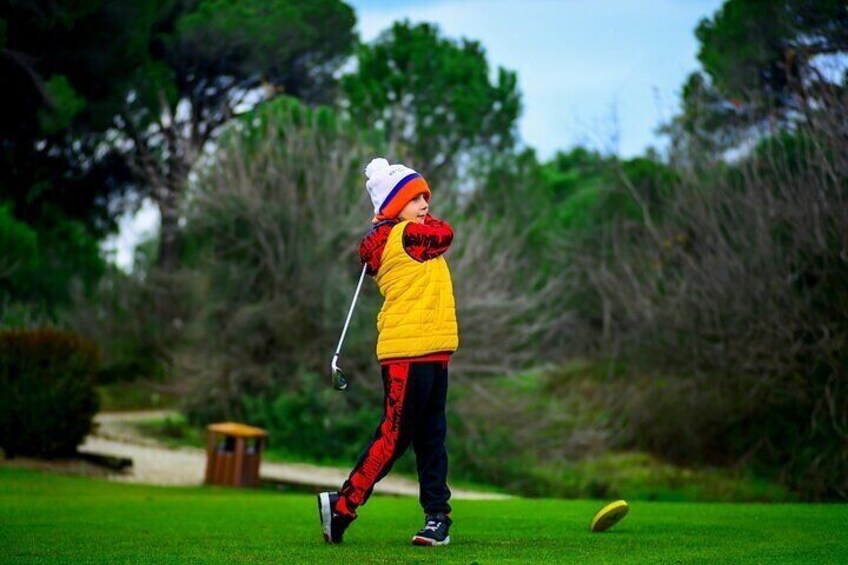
[1,0,846,502]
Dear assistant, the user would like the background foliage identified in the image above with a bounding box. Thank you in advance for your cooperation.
[2,0,846,500]
[0,328,100,458]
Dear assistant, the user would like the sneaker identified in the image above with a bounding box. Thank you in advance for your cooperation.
[412,512,452,546]
[317,492,356,544]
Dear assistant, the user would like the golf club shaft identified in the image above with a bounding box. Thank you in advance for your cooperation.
[334,264,368,357]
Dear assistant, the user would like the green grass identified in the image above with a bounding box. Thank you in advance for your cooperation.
[131,414,206,449]
[2,467,846,564]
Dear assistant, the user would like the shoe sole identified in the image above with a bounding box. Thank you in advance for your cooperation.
[318,492,332,543]
[412,535,451,546]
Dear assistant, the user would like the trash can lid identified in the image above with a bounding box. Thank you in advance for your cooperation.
[207,422,268,438]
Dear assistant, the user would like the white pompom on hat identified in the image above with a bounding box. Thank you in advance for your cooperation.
[364,157,431,220]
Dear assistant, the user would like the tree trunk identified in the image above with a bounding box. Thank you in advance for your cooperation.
[156,185,182,272]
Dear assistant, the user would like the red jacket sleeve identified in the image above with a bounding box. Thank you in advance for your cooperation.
[402,214,454,261]
[358,216,454,275]
[359,221,396,276]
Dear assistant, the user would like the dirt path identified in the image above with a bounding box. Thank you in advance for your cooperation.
[78,411,509,500]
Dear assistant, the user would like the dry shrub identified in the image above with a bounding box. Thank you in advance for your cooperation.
[567,92,848,499]
[449,215,575,375]
[176,98,379,420]
[175,98,560,423]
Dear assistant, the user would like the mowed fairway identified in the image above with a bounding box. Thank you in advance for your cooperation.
[1,467,846,564]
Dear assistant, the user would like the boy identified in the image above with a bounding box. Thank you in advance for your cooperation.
[318,157,459,546]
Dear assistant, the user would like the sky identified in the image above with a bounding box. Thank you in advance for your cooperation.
[347,0,725,158]
[103,0,725,270]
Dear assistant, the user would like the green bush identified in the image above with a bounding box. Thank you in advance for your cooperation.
[0,204,39,288]
[0,205,105,316]
[448,364,795,502]
[64,265,173,385]
[0,328,100,457]
[240,371,377,466]
[525,452,795,502]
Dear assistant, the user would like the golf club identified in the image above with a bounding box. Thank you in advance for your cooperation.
[330,263,368,391]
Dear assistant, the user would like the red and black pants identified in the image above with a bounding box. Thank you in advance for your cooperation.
[337,360,451,516]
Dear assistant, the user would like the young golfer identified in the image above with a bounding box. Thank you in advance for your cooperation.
[318,157,459,546]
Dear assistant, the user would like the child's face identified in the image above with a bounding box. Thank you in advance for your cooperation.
[398,193,429,223]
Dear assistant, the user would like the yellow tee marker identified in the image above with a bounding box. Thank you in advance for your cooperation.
[590,500,629,532]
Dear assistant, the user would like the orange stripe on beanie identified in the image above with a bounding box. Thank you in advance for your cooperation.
[365,158,431,220]
[378,176,430,220]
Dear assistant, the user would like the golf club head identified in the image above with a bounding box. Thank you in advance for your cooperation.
[331,356,349,391]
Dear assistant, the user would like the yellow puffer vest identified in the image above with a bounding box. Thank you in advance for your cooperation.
[374,220,459,360]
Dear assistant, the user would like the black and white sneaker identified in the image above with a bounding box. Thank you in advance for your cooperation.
[412,513,452,546]
[317,491,355,544]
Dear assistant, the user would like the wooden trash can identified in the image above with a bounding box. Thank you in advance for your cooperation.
[204,422,268,488]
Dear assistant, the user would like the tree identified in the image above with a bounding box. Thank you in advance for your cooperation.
[0,1,156,317]
[116,0,357,270]
[696,0,847,111]
[0,0,155,235]
[664,0,848,161]
[2,0,358,272]
[341,21,521,188]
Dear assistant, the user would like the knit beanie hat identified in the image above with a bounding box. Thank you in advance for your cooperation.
[364,157,431,220]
